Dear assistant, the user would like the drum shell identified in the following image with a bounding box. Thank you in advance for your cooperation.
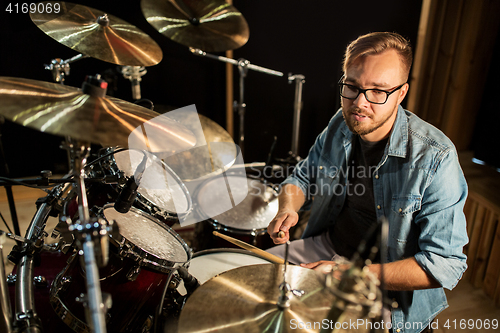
[8,251,75,332]
[50,248,168,333]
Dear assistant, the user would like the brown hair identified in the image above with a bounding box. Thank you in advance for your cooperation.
[343,32,413,81]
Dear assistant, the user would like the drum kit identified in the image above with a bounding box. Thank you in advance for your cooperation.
[0,1,386,332]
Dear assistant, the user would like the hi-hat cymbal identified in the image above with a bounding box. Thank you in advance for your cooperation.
[141,0,249,52]
[30,1,163,66]
[0,77,196,153]
[178,264,341,333]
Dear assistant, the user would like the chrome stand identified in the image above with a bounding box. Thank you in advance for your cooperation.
[45,54,90,84]
[190,47,284,156]
[288,74,305,160]
[0,232,13,333]
[121,66,147,100]
[62,138,110,333]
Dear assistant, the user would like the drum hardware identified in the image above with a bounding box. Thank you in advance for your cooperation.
[120,66,147,100]
[190,47,284,156]
[44,54,90,84]
[30,2,163,67]
[8,182,71,333]
[141,0,249,53]
[0,115,22,245]
[0,231,14,333]
[288,74,306,161]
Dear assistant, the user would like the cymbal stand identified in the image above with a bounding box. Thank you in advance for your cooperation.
[44,54,90,84]
[288,74,305,161]
[190,48,284,156]
[121,66,147,100]
[62,138,110,333]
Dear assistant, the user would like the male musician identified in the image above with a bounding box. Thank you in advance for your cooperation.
[267,32,468,333]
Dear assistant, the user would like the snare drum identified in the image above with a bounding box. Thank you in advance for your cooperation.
[192,174,278,251]
[88,148,192,225]
[50,205,192,333]
[177,248,272,295]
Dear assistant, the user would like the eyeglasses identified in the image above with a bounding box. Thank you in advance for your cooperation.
[338,78,406,105]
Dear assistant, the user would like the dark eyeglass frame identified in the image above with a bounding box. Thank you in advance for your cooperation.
[338,77,406,105]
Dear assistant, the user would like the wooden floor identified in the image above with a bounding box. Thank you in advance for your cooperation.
[1,164,499,331]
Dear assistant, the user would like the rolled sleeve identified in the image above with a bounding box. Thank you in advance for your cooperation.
[414,149,469,290]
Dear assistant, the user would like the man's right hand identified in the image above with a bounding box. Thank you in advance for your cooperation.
[267,209,299,244]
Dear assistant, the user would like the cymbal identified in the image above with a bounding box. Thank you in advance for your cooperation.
[30,1,163,66]
[141,0,249,52]
[154,107,237,181]
[0,77,196,153]
[178,264,340,333]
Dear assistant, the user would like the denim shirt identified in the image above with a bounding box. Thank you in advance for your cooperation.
[282,106,468,333]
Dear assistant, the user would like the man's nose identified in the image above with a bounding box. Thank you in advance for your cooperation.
[353,91,370,108]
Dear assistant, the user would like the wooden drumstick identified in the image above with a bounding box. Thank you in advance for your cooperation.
[278,230,286,238]
[212,231,285,264]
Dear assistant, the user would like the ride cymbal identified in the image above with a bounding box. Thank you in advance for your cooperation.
[30,1,163,66]
[141,0,249,52]
[0,77,196,153]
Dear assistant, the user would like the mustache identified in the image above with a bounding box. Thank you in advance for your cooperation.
[346,106,370,117]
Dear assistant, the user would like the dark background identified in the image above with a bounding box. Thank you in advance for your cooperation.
[0,0,423,177]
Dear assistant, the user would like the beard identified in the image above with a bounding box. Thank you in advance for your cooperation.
[342,105,396,136]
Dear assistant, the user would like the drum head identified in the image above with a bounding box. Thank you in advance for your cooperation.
[112,149,192,217]
[189,248,272,284]
[195,175,278,231]
[103,205,191,269]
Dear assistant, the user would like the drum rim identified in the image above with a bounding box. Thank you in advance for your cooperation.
[97,147,194,218]
[192,172,278,230]
[101,204,193,272]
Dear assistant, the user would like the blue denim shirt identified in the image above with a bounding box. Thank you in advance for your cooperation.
[282,106,468,333]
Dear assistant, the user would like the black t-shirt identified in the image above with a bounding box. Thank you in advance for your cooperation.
[328,135,388,261]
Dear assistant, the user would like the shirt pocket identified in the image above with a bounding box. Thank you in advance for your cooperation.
[391,195,422,216]
[312,157,341,199]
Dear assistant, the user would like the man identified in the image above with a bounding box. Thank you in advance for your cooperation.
[267,32,468,333]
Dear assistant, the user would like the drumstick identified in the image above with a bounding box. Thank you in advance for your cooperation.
[212,231,285,264]
[278,230,286,238]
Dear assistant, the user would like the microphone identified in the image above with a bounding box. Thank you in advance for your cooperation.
[113,176,139,213]
[177,266,200,294]
[113,151,148,213]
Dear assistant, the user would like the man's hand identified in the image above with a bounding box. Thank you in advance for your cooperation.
[300,260,351,280]
[267,209,299,244]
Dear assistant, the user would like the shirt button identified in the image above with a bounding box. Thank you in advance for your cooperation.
[375,174,379,179]
[377,205,381,210]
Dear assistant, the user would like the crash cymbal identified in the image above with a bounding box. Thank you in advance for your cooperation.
[141,0,249,52]
[0,77,196,153]
[178,264,343,333]
[30,1,163,66]
[154,107,237,181]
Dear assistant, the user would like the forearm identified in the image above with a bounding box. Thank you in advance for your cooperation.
[278,183,306,212]
[367,257,441,291]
